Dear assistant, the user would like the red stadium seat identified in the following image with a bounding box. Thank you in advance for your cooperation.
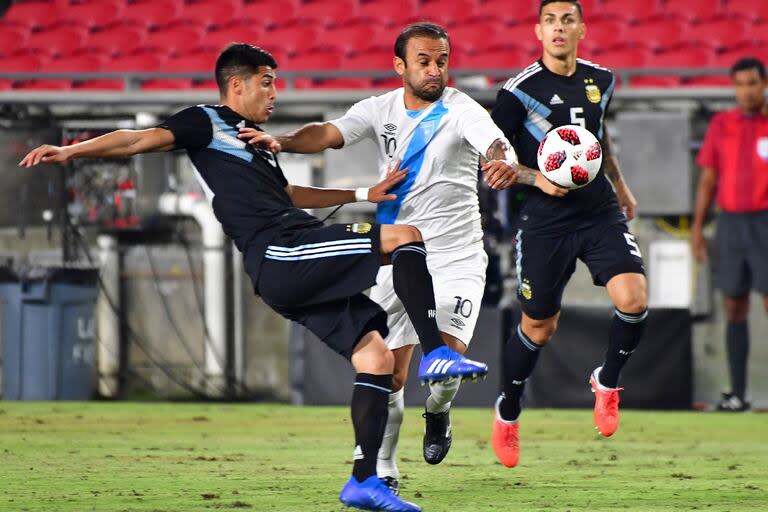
[683,75,731,86]
[415,0,478,27]
[103,51,166,71]
[712,48,768,69]
[182,0,244,29]
[204,23,263,52]
[476,0,531,24]
[0,26,30,57]
[593,46,650,68]
[372,77,403,89]
[448,21,504,54]
[3,1,59,31]
[289,0,359,28]
[73,79,125,90]
[141,78,193,90]
[282,48,343,71]
[654,46,713,68]
[357,0,417,26]
[493,23,542,55]
[345,46,395,71]
[58,1,125,30]
[235,3,298,29]
[688,20,750,51]
[0,54,46,72]
[0,80,13,90]
[323,23,384,55]
[144,25,207,55]
[309,77,374,89]
[725,0,768,22]
[25,26,89,58]
[595,0,661,23]
[121,0,182,29]
[87,24,148,56]
[163,50,220,72]
[749,22,768,46]
[661,0,724,23]
[262,24,320,55]
[629,75,682,87]
[14,79,72,91]
[47,54,105,71]
[580,20,628,53]
[628,20,688,52]
[191,79,218,90]
[456,44,536,71]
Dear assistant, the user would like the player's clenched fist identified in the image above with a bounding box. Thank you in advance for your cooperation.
[18,144,71,168]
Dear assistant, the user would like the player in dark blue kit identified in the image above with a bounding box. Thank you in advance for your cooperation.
[487,0,648,468]
[19,43,489,512]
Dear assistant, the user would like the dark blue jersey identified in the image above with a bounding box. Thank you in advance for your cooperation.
[159,104,321,280]
[492,59,624,236]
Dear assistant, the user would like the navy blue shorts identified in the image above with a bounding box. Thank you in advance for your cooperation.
[713,211,768,297]
[514,221,646,320]
[256,223,389,359]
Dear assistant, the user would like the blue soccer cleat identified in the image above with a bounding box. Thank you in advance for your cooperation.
[418,345,488,384]
[339,475,421,512]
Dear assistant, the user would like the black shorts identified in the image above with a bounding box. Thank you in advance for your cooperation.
[514,221,645,319]
[256,223,388,359]
[713,211,768,297]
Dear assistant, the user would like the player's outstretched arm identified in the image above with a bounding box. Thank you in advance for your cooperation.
[18,128,176,168]
[239,122,344,154]
[479,138,567,196]
[601,126,638,219]
[286,162,407,208]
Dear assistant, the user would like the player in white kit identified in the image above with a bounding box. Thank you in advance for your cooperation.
[238,22,559,494]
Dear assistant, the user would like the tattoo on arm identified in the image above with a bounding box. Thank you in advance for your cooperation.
[484,139,509,162]
[515,166,538,186]
[600,133,623,185]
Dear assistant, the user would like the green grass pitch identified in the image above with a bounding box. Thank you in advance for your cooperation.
[1,403,766,511]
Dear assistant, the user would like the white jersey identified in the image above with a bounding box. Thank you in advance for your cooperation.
[330,87,505,253]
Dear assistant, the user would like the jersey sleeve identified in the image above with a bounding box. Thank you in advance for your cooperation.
[328,97,376,146]
[157,106,212,150]
[459,100,506,157]
[697,114,721,171]
[491,88,527,143]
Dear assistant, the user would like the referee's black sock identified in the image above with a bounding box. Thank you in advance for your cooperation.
[392,242,443,355]
[726,320,749,399]
[599,309,647,388]
[499,325,543,421]
[351,373,392,482]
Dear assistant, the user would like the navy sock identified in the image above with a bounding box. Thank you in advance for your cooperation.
[499,325,543,421]
[726,321,749,399]
[391,242,442,355]
[351,373,392,482]
[599,309,647,388]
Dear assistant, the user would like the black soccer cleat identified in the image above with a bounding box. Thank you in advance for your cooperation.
[422,410,452,465]
[716,392,751,412]
[381,476,400,496]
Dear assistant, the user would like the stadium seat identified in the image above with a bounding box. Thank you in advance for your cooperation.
[205,23,263,52]
[475,0,531,24]
[712,48,768,69]
[323,23,384,55]
[683,75,731,86]
[262,24,320,55]
[0,54,46,72]
[144,25,207,55]
[654,46,713,68]
[595,0,661,23]
[2,1,58,31]
[25,26,89,58]
[0,26,30,57]
[307,77,374,89]
[725,0,768,22]
[235,2,298,29]
[0,80,13,91]
[593,46,650,69]
[748,22,768,46]
[629,20,688,52]
[289,0,359,28]
[73,79,125,90]
[58,1,125,30]
[448,21,504,54]
[121,0,182,29]
[87,24,148,56]
[345,46,395,70]
[415,0,478,27]
[14,79,72,91]
[163,50,220,72]
[687,20,750,51]
[456,44,536,71]
[178,1,240,29]
[357,0,417,26]
[190,79,218,90]
[629,75,682,87]
[282,48,343,71]
[104,51,166,71]
[47,54,104,71]
[580,20,628,53]
[372,76,402,89]
[661,0,724,23]
[141,79,194,90]
[493,23,542,55]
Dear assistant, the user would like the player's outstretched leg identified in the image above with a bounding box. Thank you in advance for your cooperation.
[589,366,623,437]
[417,345,487,384]
[422,377,460,464]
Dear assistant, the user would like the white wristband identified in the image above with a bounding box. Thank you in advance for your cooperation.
[354,187,368,202]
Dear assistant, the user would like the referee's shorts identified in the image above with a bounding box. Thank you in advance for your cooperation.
[256,223,389,360]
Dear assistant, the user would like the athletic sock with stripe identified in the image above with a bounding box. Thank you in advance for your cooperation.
[392,242,443,355]
[351,373,393,482]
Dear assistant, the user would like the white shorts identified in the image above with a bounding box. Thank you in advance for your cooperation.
[370,247,488,350]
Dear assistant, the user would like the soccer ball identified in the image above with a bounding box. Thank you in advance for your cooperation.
[536,125,602,189]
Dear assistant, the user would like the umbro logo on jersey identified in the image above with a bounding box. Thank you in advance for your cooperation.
[549,94,564,105]
[450,317,466,329]
[384,123,397,133]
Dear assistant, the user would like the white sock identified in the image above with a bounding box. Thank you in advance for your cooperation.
[376,388,404,479]
[426,378,461,414]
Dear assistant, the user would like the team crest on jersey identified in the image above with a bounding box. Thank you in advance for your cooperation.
[585,84,601,104]
[347,223,372,234]
[520,279,533,300]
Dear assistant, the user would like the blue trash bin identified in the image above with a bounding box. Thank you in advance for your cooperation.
[1,266,99,400]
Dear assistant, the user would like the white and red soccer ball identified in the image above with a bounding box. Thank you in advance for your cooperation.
[536,125,602,189]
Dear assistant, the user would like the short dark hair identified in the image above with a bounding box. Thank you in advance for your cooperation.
[394,22,450,61]
[215,43,277,95]
[730,57,766,79]
[539,0,583,19]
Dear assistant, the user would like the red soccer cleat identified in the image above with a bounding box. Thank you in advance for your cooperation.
[491,395,519,468]
[589,367,623,437]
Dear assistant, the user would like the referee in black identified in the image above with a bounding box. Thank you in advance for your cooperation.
[20,43,488,512]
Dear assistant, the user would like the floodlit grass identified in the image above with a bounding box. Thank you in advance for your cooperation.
[0,403,766,511]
